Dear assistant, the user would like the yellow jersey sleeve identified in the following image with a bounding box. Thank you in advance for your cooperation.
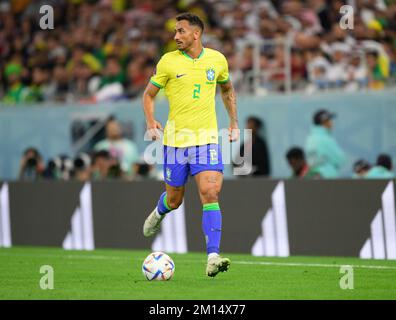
[216,54,229,84]
[150,57,169,88]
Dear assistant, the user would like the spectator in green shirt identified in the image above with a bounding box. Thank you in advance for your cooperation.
[94,119,139,177]
[305,109,346,178]
[99,56,126,89]
[365,154,395,179]
[2,63,29,104]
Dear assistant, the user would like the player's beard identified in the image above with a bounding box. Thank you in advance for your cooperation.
[176,39,193,51]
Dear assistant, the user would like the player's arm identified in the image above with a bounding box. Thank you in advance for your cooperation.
[142,83,163,140]
[143,56,169,141]
[219,81,239,142]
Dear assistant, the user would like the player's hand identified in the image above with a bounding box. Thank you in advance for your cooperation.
[228,123,240,142]
[146,120,163,140]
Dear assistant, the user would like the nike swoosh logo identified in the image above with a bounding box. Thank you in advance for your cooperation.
[176,74,186,78]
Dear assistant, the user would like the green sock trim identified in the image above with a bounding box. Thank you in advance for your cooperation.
[203,202,220,211]
[163,194,171,211]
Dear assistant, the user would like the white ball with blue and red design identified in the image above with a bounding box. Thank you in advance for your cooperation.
[142,252,175,281]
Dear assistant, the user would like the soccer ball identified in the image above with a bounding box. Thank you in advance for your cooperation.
[142,252,175,281]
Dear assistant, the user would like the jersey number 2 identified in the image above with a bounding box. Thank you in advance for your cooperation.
[193,84,201,99]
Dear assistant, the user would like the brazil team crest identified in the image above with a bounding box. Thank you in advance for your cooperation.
[206,68,215,81]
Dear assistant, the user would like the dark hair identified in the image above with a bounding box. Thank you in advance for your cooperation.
[286,147,305,160]
[23,147,41,159]
[107,114,116,122]
[92,150,110,164]
[247,116,263,130]
[366,50,379,59]
[353,159,371,172]
[176,13,204,32]
[377,154,392,170]
[106,55,119,63]
[73,44,86,52]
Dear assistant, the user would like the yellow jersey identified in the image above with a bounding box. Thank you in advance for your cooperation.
[150,47,229,148]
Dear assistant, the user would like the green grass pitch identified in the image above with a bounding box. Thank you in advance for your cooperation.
[0,246,396,300]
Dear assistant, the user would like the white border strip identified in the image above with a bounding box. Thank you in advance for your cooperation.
[0,183,12,248]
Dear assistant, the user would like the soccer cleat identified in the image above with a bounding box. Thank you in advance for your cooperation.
[206,255,231,277]
[143,208,165,237]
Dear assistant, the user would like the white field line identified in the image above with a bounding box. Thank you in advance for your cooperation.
[1,251,396,270]
[231,260,396,270]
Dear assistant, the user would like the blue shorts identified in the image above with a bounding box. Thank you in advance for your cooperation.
[163,143,224,187]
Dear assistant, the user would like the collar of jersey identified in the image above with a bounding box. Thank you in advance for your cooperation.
[179,48,205,60]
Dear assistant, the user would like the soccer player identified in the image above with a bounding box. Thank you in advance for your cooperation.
[142,13,239,277]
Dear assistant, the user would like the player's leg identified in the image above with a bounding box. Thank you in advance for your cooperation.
[143,183,185,237]
[191,144,230,277]
[143,146,188,237]
[158,183,185,214]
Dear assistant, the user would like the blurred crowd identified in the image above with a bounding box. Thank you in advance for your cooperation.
[233,108,394,179]
[284,109,394,179]
[18,110,395,182]
[1,0,396,104]
[18,118,161,181]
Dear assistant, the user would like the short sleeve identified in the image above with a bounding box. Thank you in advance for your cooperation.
[216,54,230,84]
[150,57,169,88]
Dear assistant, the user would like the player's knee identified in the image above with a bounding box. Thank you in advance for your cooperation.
[200,188,219,204]
[167,196,182,210]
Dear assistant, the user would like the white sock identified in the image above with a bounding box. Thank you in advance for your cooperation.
[208,253,219,261]
[154,207,162,218]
